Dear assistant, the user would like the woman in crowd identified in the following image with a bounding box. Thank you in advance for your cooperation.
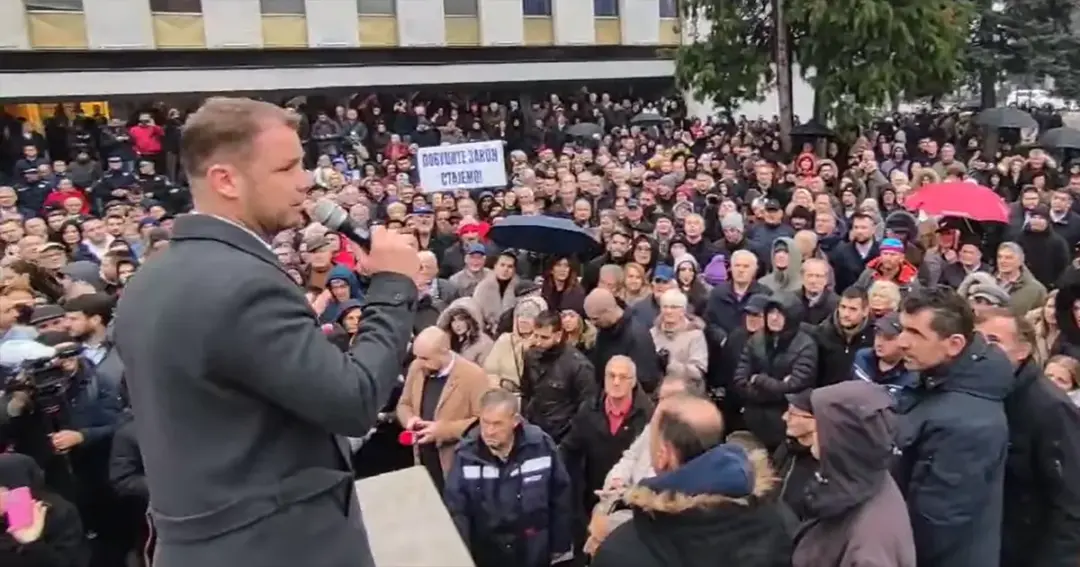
[484,296,547,391]
[650,289,708,383]
[867,280,901,320]
[1027,289,1060,364]
[560,309,597,357]
[541,256,586,315]
[622,262,652,306]
[54,220,96,263]
[630,236,657,275]
[673,254,709,315]
[436,297,494,366]
[1044,355,1080,406]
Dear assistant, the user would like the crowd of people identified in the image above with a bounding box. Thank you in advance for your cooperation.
[0,87,1079,567]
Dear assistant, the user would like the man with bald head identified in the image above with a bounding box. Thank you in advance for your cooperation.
[591,392,794,567]
[397,326,491,492]
[585,288,660,392]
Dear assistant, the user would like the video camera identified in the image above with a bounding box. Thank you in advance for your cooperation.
[1,340,82,416]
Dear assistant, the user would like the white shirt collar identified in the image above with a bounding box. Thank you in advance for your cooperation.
[193,212,273,252]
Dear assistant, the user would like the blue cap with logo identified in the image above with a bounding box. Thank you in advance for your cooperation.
[653,264,675,282]
[466,243,487,255]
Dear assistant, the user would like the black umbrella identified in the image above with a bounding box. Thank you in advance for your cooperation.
[1039,127,1080,150]
[790,120,835,138]
[489,215,599,256]
[976,107,1037,130]
[566,122,603,138]
[630,112,668,126]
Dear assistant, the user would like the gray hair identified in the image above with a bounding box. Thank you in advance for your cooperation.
[660,373,706,397]
[598,264,624,281]
[660,288,688,308]
[731,249,758,266]
[480,388,520,413]
[606,354,637,380]
[998,241,1025,262]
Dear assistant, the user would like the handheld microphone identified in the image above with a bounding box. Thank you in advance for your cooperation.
[312,199,371,252]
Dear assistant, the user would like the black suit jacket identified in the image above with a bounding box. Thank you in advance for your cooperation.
[115,214,417,567]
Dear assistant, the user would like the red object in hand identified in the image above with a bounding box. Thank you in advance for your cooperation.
[398,430,416,446]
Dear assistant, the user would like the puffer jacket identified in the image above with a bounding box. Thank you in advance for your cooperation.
[591,444,793,567]
[520,343,596,442]
[436,297,495,366]
[733,293,818,450]
[650,315,709,381]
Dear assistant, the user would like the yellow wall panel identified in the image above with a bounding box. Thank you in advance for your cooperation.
[153,14,206,49]
[659,18,679,45]
[523,16,553,46]
[594,18,620,45]
[26,12,88,50]
[262,15,308,48]
[445,16,480,47]
[358,16,397,47]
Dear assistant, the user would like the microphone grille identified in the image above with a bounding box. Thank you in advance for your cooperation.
[313,199,347,230]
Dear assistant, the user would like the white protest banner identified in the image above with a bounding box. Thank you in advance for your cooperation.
[417,140,507,192]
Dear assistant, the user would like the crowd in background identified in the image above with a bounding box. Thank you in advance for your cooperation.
[0,87,1079,567]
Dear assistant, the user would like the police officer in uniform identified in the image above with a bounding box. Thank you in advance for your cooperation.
[91,156,137,214]
[15,166,52,214]
[137,159,187,213]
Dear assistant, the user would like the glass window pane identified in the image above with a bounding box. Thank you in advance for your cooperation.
[660,0,676,17]
[260,0,305,15]
[593,0,618,17]
[357,0,395,14]
[150,0,202,13]
[522,0,551,16]
[444,0,477,16]
[24,0,83,11]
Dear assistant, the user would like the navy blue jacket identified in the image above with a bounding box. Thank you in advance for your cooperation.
[704,280,772,337]
[444,422,573,567]
[829,239,880,292]
[891,335,1011,567]
[66,362,126,445]
[851,347,918,408]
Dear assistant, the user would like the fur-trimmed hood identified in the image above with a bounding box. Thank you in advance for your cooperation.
[436,296,486,330]
[623,443,776,514]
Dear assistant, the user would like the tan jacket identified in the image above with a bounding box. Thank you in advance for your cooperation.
[396,354,491,475]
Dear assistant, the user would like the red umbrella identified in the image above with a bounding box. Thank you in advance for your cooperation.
[904,181,1009,223]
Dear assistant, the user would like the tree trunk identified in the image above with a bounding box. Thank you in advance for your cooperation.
[979,69,997,109]
[773,0,794,155]
[812,85,828,155]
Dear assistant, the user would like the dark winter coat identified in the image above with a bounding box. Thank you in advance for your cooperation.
[792,382,916,567]
[1000,358,1080,567]
[705,280,772,337]
[592,444,793,567]
[733,294,818,450]
[1017,228,1070,289]
[521,343,596,443]
[799,289,838,326]
[771,439,817,521]
[891,335,1012,567]
[830,240,880,293]
[444,423,573,567]
[592,311,660,393]
[0,453,88,567]
[814,313,873,387]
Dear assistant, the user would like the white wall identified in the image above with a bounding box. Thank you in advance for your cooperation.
[305,0,359,47]
[203,0,264,48]
[552,0,594,44]
[684,63,815,120]
[619,0,659,45]
[397,0,446,46]
[0,1,30,49]
[84,0,155,49]
[479,0,524,46]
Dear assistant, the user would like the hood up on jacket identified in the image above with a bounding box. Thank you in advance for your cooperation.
[763,237,804,286]
[0,453,47,491]
[333,299,364,326]
[318,265,363,323]
[804,381,895,518]
[764,291,806,344]
[436,296,487,333]
[626,443,775,512]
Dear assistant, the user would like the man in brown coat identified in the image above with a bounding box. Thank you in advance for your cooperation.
[397,326,491,492]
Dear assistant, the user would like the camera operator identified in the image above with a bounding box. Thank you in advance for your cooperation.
[2,332,126,566]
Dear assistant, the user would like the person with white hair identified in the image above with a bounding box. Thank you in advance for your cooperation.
[995,241,1047,316]
[650,289,708,382]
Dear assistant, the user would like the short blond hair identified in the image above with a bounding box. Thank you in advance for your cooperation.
[180,97,299,180]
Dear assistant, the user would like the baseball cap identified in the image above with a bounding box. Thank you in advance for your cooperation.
[302,233,332,252]
[466,243,486,255]
[652,265,675,282]
[411,204,434,215]
[763,198,782,211]
[39,242,64,253]
[874,312,903,338]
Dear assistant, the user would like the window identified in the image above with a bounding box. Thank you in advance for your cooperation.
[24,0,83,11]
[522,0,551,16]
[660,0,677,17]
[444,0,478,16]
[593,0,618,17]
[357,0,395,14]
[260,0,305,14]
[149,0,202,13]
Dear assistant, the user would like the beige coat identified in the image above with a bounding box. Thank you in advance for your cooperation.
[396,355,491,475]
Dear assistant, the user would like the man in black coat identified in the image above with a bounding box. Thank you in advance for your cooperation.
[975,308,1080,567]
[521,311,597,443]
[814,287,874,387]
[584,288,660,393]
[114,98,420,567]
[829,212,879,292]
